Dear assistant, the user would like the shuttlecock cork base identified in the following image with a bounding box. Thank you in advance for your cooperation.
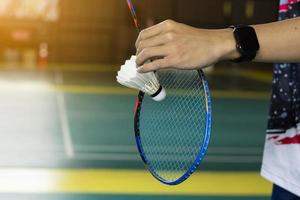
[151,85,166,101]
[117,56,166,101]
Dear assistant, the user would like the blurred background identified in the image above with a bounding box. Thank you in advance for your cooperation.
[0,0,278,200]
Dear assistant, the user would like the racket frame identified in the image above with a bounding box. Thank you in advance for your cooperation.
[134,69,212,185]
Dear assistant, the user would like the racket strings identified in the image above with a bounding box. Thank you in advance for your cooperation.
[139,70,208,182]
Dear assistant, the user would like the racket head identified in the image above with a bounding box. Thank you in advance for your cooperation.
[134,69,212,185]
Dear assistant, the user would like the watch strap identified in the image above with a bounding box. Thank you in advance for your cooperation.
[230,25,259,63]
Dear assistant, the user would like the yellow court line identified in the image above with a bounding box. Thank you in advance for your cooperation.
[0,83,269,100]
[0,63,119,73]
[0,169,271,196]
[211,90,269,100]
[48,64,272,84]
[212,68,272,84]
[240,70,272,83]
[52,85,270,100]
[0,63,272,83]
[52,66,271,84]
[52,85,138,95]
[48,63,119,73]
[47,64,272,84]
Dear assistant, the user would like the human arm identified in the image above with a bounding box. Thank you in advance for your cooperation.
[135,18,300,73]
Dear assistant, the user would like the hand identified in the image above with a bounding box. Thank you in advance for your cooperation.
[135,20,238,73]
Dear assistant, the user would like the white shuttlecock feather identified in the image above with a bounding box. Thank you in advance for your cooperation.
[116,56,166,101]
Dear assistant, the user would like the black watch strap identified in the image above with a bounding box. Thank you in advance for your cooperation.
[230,25,260,63]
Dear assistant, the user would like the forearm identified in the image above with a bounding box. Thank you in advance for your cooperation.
[254,17,300,62]
[135,19,300,73]
[225,17,300,63]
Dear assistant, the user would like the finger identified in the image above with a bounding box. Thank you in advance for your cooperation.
[135,26,162,49]
[137,58,173,73]
[136,46,170,66]
[135,20,175,48]
[136,32,176,54]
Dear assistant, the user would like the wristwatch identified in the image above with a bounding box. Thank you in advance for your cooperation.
[230,25,260,63]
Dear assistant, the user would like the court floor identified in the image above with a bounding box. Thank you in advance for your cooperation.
[0,63,273,200]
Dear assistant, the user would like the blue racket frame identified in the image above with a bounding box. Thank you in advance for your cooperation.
[134,69,212,185]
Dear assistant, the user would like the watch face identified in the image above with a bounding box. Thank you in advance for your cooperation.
[235,27,260,51]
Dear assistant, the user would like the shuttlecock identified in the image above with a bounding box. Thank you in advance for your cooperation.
[116,56,166,101]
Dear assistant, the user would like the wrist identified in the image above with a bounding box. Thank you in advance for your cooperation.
[218,28,240,61]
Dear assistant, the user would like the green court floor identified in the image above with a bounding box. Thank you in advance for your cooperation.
[0,65,273,199]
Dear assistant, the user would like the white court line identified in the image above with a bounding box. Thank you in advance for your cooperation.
[74,144,263,155]
[54,71,74,158]
[73,152,262,163]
